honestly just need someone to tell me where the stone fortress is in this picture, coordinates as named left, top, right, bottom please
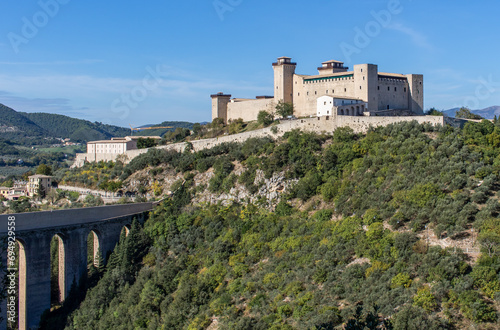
left=211, top=56, right=423, bottom=123
left=75, top=55, right=476, bottom=168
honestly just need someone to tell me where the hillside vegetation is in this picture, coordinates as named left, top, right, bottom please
left=44, top=121, right=500, bottom=329
left=0, top=103, right=131, bottom=143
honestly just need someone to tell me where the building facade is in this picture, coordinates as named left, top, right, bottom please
left=86, top=136, right=161, bottom=155
left=211, top=57, right=423, bottom=123
left=27, top=175, right=52, bottom=197
left=0, top=187, right=9, bottom=198
left=87, top=137, right=138, bottom=155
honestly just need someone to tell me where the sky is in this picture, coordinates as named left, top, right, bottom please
left=0, top=0, right=499, bottom=127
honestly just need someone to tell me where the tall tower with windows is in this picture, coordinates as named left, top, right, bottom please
left=273, top=57, right=296, bottom=104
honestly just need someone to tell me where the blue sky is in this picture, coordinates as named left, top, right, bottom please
left=0, top=0, right=499, bottom=127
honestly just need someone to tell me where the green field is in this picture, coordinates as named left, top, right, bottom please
left=36, top=145, right=86, bottom=156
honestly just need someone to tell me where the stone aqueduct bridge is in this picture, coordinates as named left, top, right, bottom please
left=0, top=202, right=156, bottom=330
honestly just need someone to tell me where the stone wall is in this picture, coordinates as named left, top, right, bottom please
left=73, top=115, right=446, bottom=167
left=227, top=98, right=275, bottom=122
left=335, top=115, right=445, bottom=133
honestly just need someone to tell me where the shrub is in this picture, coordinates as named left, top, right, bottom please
left=257, top=110, right=273, bottom=127
left=413, top=286, right=437, bottom=312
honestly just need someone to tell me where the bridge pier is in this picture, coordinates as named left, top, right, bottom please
left=20, top=233, right=52, bottom=330
left=62, top=230, right=88, bottom=301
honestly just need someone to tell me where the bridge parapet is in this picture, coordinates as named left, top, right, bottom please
left=0, top=202, right=154, bottom=234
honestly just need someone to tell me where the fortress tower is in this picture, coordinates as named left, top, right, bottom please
left=273, top=57, right=297, bottom=104
left=211, top=92, right=231, bottom=124
left=353, top=64, right=379, bottom=112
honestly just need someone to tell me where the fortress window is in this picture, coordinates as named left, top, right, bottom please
left=378, top=86, right=380, bottom=90
left=360, top=86, right=362, bottom=89
left=298, top=93, right=300, bottom=96
left=363, top=76, right=365, bottom=80
left=326, top=90, right=328, bottom=94
left=387, top=86, right=390, bottom=91
left=315, top=91, right=317, bottom=95
left=324, top=102, right=327, bottom=105
left=276, top=86, right=278, bottom=89
left=307, top=92, right=309, bottom=96
left=404, top=87, right=407, bottom=92
left=394, top=87, right=397, bottom=92
left=361, top=68, right=363, bottom=72
left=344, top=88, right=346, bottom=92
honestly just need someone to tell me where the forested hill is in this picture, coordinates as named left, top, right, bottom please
left=0, top=103, right=196, bottom=143
left=0, top=103, right=47, bottom=138
left=44, top=120, right=500, bottom=329
left=0, top=103, right=131, bottom=142
left=21, top=112, right=131, bottom=142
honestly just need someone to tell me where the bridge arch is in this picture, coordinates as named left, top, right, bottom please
left=121, top=225, right=131, bottom=237
left=87, top=230, right=102, bottom=268
left=50, top=233, right=67, bottom=304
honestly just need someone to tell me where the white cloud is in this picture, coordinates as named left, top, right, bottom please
left=387, top=23, right=433, bottom=50
left=0, top=59, right=104, bottom=66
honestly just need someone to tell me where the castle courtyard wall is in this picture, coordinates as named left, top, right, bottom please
left=227, top=98, right=275, bottom=122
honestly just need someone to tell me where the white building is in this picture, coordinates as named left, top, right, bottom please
left=316, top=96, right=367, bottom=117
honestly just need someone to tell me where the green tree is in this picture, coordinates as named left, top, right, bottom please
left=36, top=163, right=52, bottom=175
left=275, top=100, right=294, bottom=118
left=37, top=183, right=47, bottom=199
left=193, top=123, right=202, bottom=135
left=456, top=107, right=483, bottom=120
left=137, top=138, right=158, bottom=149
left=478, top=231, right=500, bottom=257
left=426, top=108, right=443, bottom=116
left=257, top=110, right=273, bottom=126
left=212, top=117, right=225, bottom=127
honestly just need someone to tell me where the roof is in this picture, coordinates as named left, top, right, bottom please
left=322, top=59, right=344, bottom=64
left=128, top=136, right=162, bottom=140
left=378, top=72, right=407, bottom=78
left=28, top=175, right=52, bottom=179
left=301, top=71, right=355, bottom=80
left=231, top=98, right=255, bottom=102
left=88, top=140, right=131, bottom=144
left=277, top=56, right=291, bottom=59
left=0, top=186, right=10, bottom=190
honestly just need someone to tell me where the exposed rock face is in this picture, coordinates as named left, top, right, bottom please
left=191, top=169, right=297, bottom=208
left=0, top=125, right=19, bottom=133
left=124, top=164, right=297, bottom=209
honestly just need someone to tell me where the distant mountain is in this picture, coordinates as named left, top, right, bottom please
left=0, top=103, right=132, bottom=143
left=441, top=106, right=500, bottom=119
